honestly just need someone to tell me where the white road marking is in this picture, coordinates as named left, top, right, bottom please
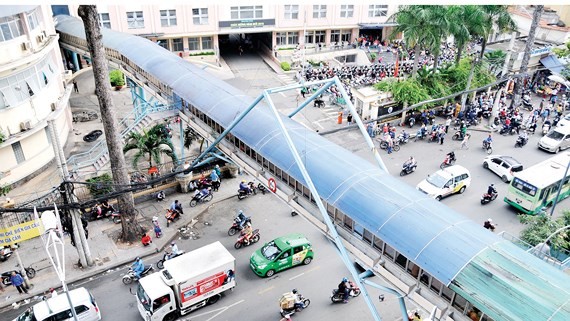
left=279, top=92, right=286, bottom=97
left=312, top=121, right=324, bottom=129
left=189, top=299, right=245, bottom=320
left=289, top=272, right=305, bottom=280
left=258, top=285, right=275, bottom=294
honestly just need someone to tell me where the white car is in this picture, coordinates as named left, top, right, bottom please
left=416, top=165, right=471, bottom=201
left=556, top=114, right=570, bottom=128
left=482, top=155, right=523, bottom=183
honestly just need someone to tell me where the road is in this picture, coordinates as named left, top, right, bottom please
left=2, top=192, right=418, bottom=321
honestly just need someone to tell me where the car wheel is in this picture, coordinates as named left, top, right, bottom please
left=303, top=257, right=312, bottom=265
left=483, top=162, right=489, bottom=169
left=501, top=175, right=509, bottom=183
left=459, top=186, right=466, bottom=194
left=265, top=269, right=275, bottom=277
left=435, top=195, right=442, bottom=201
left=207, top=294, right=221, bottom=305
left=555, top=147, right=561, bottom=154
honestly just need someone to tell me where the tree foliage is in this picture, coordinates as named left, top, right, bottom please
left=109, top=69, right=125, bottom=86
left=519, top=211, right=570, bottom=253
left=374, top=79, right=430, bottom=106
left=123, top=124, right=177, bottom=169
left=85, top=173, right=113, bottom=197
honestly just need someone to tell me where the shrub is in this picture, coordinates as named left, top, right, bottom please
left=86, top=173, right=113, bottom=197
left=109, top=69, right=125, bottom=86
left=281, top=61, right=291, bottom=71
left=188, top=51, right=215, bottom=56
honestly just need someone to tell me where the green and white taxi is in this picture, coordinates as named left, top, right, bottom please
left=250, top=233, right=314, bottom=277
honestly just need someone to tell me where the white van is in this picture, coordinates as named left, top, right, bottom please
left=12, top=287, right=101, bottom=321
left=538, top=125, right=570, bottom=153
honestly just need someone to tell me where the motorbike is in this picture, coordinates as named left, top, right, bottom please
left=522, top=96, right=533, bottom=111
left=515, top=136, right=528, bottom=148
left=197, top=177, right=220, bottom=191
left=414, top=128, right=427, bottom=141
left=482, top=141, right=493, bottom=155
left=156, top=251, right=185, bottom=269
left=427, top=131, right=439, bottom=143
left=397, top=133, right=410, bottom=145
left=480, top=192, right=498, bottom=205
left=400, top=162, right=417, bottom=176
left=440, top=153, right=456, bottom=169
left=481, top=110, right=492, bottom=119
left=1, top=266, right=36, bottom=286
left=379, top=139, right=401, bottom=152
left=234, top=229, right=260, bottom=249
left=451, top=131, right=463, bottom=141
left=542, top=122, right=551, bottom=136
left=331, top=281, right=362, bottom=303
left=165, top=209, right=182, bottom=227
left=189, top=190, right=213, bottom=207
left=0, top=246, right=14, bottom=262
left=122, top=264, right=154, bottom=285
left=237, top=182, right=266, bottom=200
left=280, top=293, right=311, bottom=318
left=228, top=216, right=252, bottom=236
left=500, top=125, right=516, bottom=136
left=408, top=116, right=416, bottom=128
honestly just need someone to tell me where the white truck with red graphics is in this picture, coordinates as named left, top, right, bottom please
left=135, top=241, right=236, bottom=321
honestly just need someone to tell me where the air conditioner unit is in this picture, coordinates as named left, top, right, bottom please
left=21, top=42, right=30, bottom=51
left=20, top=120, right=31, bottom=131
left=50, top=102, right=57, bottom=111
left=36, top=34, right=45, bottom=43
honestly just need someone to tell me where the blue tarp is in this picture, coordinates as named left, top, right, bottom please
left=540, top=55, right=565, bottom=74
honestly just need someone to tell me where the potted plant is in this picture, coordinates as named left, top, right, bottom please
left=109, top=69, right=125, bottom=90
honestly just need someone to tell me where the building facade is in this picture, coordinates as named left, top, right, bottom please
left=0, top=5, right=72, bottom=186
left=63, top=4, right=397, bottom=57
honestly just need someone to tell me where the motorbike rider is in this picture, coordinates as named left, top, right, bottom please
left=338, top=277, right=351, bottom=303
left=291, top=289, right=305, bottom=310
left=483, top=134, right=493, bottom=148
left=487, top=183, right=497, bottom=196
left=194, top=187, right=211, bottom=201
left=169, top=200, right=183, bottom=215
left=445, top=151, right=455, bottom=165
left=168, top=241, right=181, bottom=259
left=518, top=130, right=529, bottom=143
left=483, top=218, right=497, bottom=231
left=236, top=210, right=248, bottom=229
left=404, top=156, right=416, bottom=171
left=239, top=180, right=252, bottom=194
left=242, top=222, right=253, bottom=245
left=210, top=170, right=220, bottom=190
left=100, top=200, right=115, bottom=217
left=132, top=257, right=145, bottom=279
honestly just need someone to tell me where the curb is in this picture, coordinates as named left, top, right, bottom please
left=0, top=193, right=239, bottom=311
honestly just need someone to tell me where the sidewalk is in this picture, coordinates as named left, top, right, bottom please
left=0, top=174, right=246, bottom=310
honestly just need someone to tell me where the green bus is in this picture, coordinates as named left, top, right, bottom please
left=504, top=152, right=570, bottom=215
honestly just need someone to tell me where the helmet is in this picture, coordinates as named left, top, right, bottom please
left=171, top=241, right=175, bottom=246
left=238, top=210, right=243, bottom=215
left=241, top=180, right=246, bottom=183
left=292, top=289, right=297, bottom=294
left=488, top=218, right=492, bottom=222
left=246, top=222, right=251, bottom=227
left=342, top=277, right=348, bottom=282
left=490, top=184, right=494, bottom=187
left=135, top=257, right=141, bottom=261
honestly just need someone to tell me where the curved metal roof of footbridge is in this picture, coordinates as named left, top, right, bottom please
left=56, top=15, right=570, bottom=320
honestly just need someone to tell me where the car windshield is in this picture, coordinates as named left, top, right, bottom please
left=261, top=241, right=282, bottom=260
left=546, top=131, right=564, bottom=140
left=15, top=308, right=36, bottom=321
left=426, top=173, right=448, bottom=188
left=137, top=283, right=152, bottom=312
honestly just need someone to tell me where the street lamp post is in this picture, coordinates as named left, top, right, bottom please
left=36, top=206, right=79, bottom=321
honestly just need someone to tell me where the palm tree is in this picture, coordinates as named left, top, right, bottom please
left=448, top=5, right=486, bottom=65
left=424, top=6, right=451, bottom=73
left=479, top=5, right=517, bottom=59
left=123, top=124, right=178, bottom=169
left=484, top=50, right=507, bottom=74
left=78, top=5, right=140, bottom=242
left=512, top=5, right=544, bottom=108
left=389, top=5, right=438, bottom=77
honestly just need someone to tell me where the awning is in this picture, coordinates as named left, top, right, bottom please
left=540, top=55, right=565, bottom=74
left=358, top=22, right=398, bottom=29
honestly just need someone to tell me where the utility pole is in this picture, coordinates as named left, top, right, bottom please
left=501, top=32, right=517, bottom=77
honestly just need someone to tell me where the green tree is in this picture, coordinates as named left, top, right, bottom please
left=519, top=211, right=570, bottom=253
left=374, top=78, right=431, bottom=106
left=123, top=124, right=177, bottom=169
left=448, top=5, right=486, bottom=65
left=423, top=6, right=452, bottom=73
left=484, top=50, right=507, bottom=74
left=479, top=5, right=517, bottom=60
left=389, top=6, right=439, bottom=77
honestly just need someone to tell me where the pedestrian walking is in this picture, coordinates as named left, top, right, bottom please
left=347, top=113, right=353, bottom=125
left=152, top=216, right=162, bottom=238
left=439, top=131, right=445, bottom=145
left=10, top=271, right=27, bottom=294
left=386, top=135, right=393, bottom=154
left=460, top=133, right=470, bottom=149
left=445, top=117, right=451, bottom=133
left=72, top=79, right=79, bottom=93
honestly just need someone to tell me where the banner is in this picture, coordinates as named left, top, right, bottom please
left=0, top=220, right=42, bottom=246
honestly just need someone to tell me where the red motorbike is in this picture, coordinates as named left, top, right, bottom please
left=227, top=216, right=252, bottom=236
left=440, top=152, right=456, bottom=169
left=165, top=209, right=181, bottom=227
left=234, top=229, right=260, bottom=249
left=330, top=281, right=362, bottom=303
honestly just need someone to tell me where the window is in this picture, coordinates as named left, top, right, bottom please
left=99, top=13, right=111, bottom=28
left=127, top=11, right=144, bottom=29
left=341, top=30, right=351, bottom=42
left=287, top=32, right=298, bottom=45
left=192, top=8, right=208, bottom=25
left=330, top=29, right=340, bottom=43
left=230, top=6, right=263, bottom=20
left=0, top=14, right=24, bottom=42
left=284, top=5, right=299, bottom=19
left=157, top=39, right=169, bottom=50
left=12, top=142, right=25, bottom=164
left=201, top=36, right=212, bottom=50
left=305, top=30, right=326, bottom=44
left=188, top=37, right=199, bottom=50
left=368, top=5, right=388, bottom=17
left=276, top=32, right=286, bottom=45
left=171, top=38, right=183, bottom=51
left=160, top=10, right=177, bottom=27
left=313, top=5, right=326, bottom=18
left=27, top=8, right=41, bottom=31
left=276, top=32, right=298, bottom=46
left=340, top=5, right=354, bottom=18
left=45, top=127, right=51, bottom=146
